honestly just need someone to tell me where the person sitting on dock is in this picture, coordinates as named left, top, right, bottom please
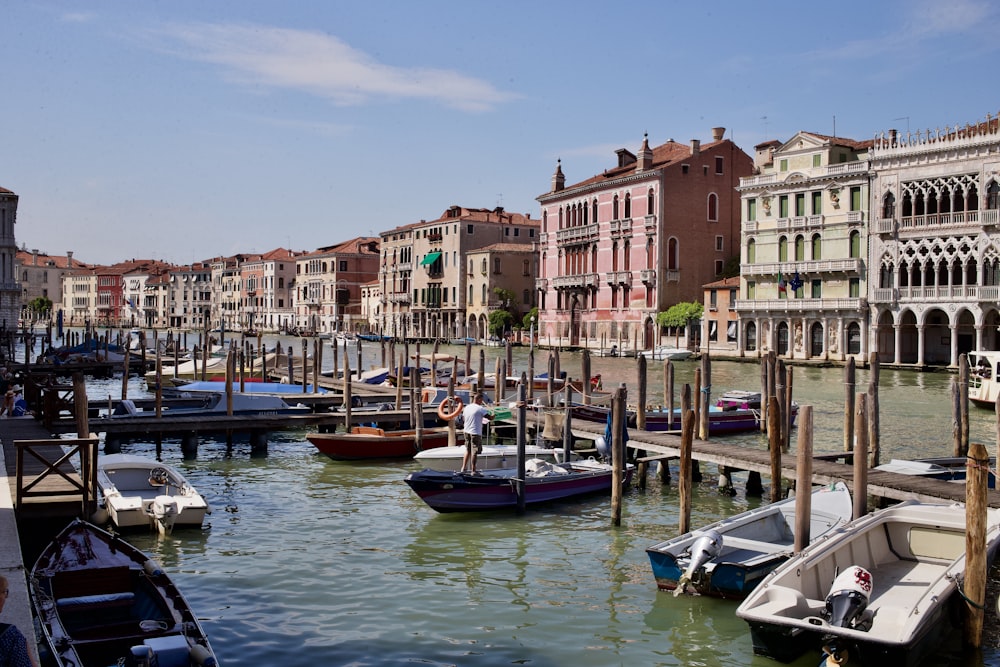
left=460, top=392, right=493, bottom=474
left=0, top=574, right=39, bottom=667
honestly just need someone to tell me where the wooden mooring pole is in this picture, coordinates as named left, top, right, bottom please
left=964, top=441, right=990, bottom=647
left=611, top=384, right=626, bottom=527
left=793, top=405, right=813, bottom=554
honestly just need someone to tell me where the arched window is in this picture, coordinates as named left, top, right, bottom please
left=542, top=210, right=547, bottom=232
left=481, top=284, right=487, bottom=304
left=469, top=284, right=474, bottom=304
left=747, top=238, right=756, bottom=264
left=647, top=188, right=655, bottom=215
left=558, top=207, right=564, bottom=229
left=612, top=241, right=618, bottom=271
left=613, top=195, right=620, bottom=221
left=707, top=193, right=718, bottom=221
left=794, top=235, right=805, bottom=261
left=988, top=182, right=1000, bottom=210
left=778, top=236, right=788, bottom=262
left=668, top=238, right=679, bottom=270
left=592, top=199, right=598, bottom=223
left=624, top=193, right=632, bottom=219
left=624, top=240, right=631, bottom=270
left=849, top=231, right=861, bottom=259
left=745, top=322, right=757, bottom=352
left=646, top=237, right=655, bottom=266
left=811, top=234, right=822, bottom=260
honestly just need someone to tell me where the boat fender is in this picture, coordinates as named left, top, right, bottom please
left=190, top=644, right=218, bottom=666
left=143, top=559, right=165, bottom=577
left=437, top=396, right=463, bottom=421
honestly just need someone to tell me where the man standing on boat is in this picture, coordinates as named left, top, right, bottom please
left=460, top=393, right=492, bottom=474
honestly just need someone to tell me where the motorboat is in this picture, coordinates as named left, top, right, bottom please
left=735, top=501, right=1000, bottom=666
left=968, top=350, right=1000, bottom=408
left=306, top=426, right=456, bottom=460
left=97, top=454, right=210, bottom=534
left=645, top=482, right=853, bottom=599
left=107, top=392, right=310, bottom=418
left=404, top=458, right=633, bottom=512
left=873, top=456, right=996, bottom=488
left=162, top=379, right=327, bottom=398
left=413, top=443, right=576, bottom=471
left=638, top=345, right=693, bottom=361
left=30, top=519, right=219, bottom=667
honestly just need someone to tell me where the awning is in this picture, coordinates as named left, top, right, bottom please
left=420, top=251, right=442, bottom=266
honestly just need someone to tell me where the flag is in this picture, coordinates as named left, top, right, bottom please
left=777, top=271, right=786, bottom=294
left=789, top=272, right=804, bottom=292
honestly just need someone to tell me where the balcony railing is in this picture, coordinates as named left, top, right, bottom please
left=776, top=215, right=824, bottom=231
left=605, top=271, right=632, bottom=286
left=535, top=278, right=548, bottom=292
left=741, top=258, right=862, bottom=276
left=555, top=223, right=599, bottom=245
left=551, top=273, right=599, bottom=289
left=389, top=293, right=411, bottom=304
left=640, top=269, right=656, bottom=284
left=894, top=285, right=1000, bottom=302
left=609, top=218, right=632, bottom=236
left=734, top=297, right=862, bottom=313
left=644, top=215, right=657, bottom=231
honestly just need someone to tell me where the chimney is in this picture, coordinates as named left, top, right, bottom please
left=712, top=127, right=725, bottom=141
left=67, top=251, right=73, bottom=268
left=690, top=139, right=701, bottom=156
left=889, top=128, right=898, bottom=146
left=32, top=250, right=38, bottom=265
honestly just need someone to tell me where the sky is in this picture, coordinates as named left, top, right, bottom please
left=4, top=0, right=1000, bottom=266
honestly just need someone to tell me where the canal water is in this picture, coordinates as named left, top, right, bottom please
left=29, top=339, right=1000, bottom=665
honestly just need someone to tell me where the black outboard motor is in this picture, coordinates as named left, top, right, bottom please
left=825, top=566, right=873, bottom=628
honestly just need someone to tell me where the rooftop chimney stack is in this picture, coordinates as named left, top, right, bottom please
left=67, top=251, right=73, bottom=267
left=712, top=127, right=725, bottom=141
left=690, top=139, right=701, bottom=156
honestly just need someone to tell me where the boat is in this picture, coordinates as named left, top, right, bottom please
left=969, top=350, right=1000, bottom=408
left=413, top=443, right=575, bottom=471
left=642, top=401, right=798, bottom=435
left=645, top=481, right=853, bottom=599
left=162, top=379, right=328, bottom=397
left=97, top=454, right=210, bottom=533
left=873, top=456, right=996, bottom=488
left=404, top=458, right=633, bottom=512
left=638, top=345, right=693, bottom=361
left=30, top=519, right=219, bottom=667
left=107, top=392, right=310, bottom=418
left=306, top=425, right=457, bottom=460
left=735, top=501, right=1000, bottom=666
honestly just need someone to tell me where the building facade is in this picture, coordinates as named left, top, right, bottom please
left=294, top=238, right=380, bottom=334
left=0, top=188, right=20, bottom=329
left=868, top=116, right=1000, bottom=366
left=735, top=132, right=872, bottom=361
left=536, top=129, right=752, bottom=351
left=241, top=248, right=299, bottom=333
left=465, top=243, right=537, bottom=340
left=15, top=248, right=87, bottom=321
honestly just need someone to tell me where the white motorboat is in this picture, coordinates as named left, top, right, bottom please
left=638, top=345, right=693, bottom=361
left=735, top=501, right=1000, bottom=666
left=97, top=454, right=210, bottom=534
left=969, top=349, right=1000, bottom=408
left=108, top=392, right=310, bottom=418
left=413, top=443, right=576, bottom=471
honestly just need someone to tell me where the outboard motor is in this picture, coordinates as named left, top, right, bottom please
left=673, top=529, right=724, bottom=597
left=824, top=566, right=873, bottom=628
left=151, top=495, right=180, bottom=535
left=595, top=436, right=610, bottom=460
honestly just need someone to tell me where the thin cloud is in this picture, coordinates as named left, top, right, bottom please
left=150, top=22, right=518, bottom=112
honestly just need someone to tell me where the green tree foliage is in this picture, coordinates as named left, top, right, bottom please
left=521, top=306, right=538, bottom=330
left=656, top=302, right=703, bottom=345
left=488, top=309, right=513, bottom=336
left=27, top=296, right=53, bottom=316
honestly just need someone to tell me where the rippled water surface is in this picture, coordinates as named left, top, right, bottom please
left=49, top=340, right=1000, bottom=666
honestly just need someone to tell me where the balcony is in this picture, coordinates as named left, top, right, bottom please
left=644, top=215, right=657, bottom=232
left=665, top=270, right=680, bottom=282
left=551, top=273, right=599, bottom=289
left=776, top=215, right=824, bottom=231
left=640, top=269, right=656, bottom=284
left=875, top=217, right=895, bottom=234
left=734, top=297, right=862, bottom=313
left=609, top=218, right=632, bottom=237
left=846, top=211, right=865, bottom=224
left=741, top=258, right=862, bottom=277
left=743, top=221, right=758, bottom=232
left=535, top=278, right=548, bottom=292
left=740, top=173, right=778, bottom=188
left=605, top=271, right=632, bottom=287
left=389, top=293, right=411, bottom=304
left=894, top=285, right=1000, bottom=302
left=555, top=223, right=599, bottom=245
left=427, top=233, right=442, bottom=242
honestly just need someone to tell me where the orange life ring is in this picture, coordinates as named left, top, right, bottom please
left=437, top=395, right=464, bottom=421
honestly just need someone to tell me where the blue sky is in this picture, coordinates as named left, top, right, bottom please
left=4, top=0, right=1000, bottom=265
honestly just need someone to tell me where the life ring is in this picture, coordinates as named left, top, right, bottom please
left=437, top=396, right=464, bottom=421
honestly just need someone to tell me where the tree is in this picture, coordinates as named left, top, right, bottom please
left=656, top=302, right=703, bottom=346
left=521, top=306, right=538, bottom=330
left=487, top=309, right=513, bottom=338
left=27, top=296, right=53, bottom=320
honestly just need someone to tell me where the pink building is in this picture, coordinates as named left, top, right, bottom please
left=536, top=128, right=752, bottom=351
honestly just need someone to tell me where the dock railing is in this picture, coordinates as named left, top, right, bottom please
left=15, top=434, right=99, bottom=518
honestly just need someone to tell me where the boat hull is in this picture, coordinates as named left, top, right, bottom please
left=412, top=444, right=570, bottom=471
left=98, top=454, right=209, bottom=531
left=404, top=460, right=632, bottom=512
left=307, top=427, right=455, bottom=460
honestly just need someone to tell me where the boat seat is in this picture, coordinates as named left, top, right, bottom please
left=53, top=565, right=133, bottom=599
left=57, top=591, right=135, bottom=611
left=749, top=585, right=823, bottom=618
left=353, top=426, right=385, bottom=436
left=719, top=535, right=790, bottom=555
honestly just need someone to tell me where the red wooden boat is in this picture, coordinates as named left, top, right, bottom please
left=306, top=426, right=459, bottom=460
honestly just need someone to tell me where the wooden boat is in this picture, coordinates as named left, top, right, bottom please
left=735, top=501, right=1000, bottom=666
left=642, top=401, right=798, bottom=434
left=97, top=454, right=210, bottom=533
left=645, top=482, right=853, bottom=599
left=30, top=519, right=219, bottom=667
left=404, top=458, right=633, bottom=512
left=306, top=425, right=456, bottom=460
left=163, top=379, right=327, bottom=397
left=969, top=350, right=1000, bottom=408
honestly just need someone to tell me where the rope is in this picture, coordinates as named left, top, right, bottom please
left=956, top=582, right=986, bottom=610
